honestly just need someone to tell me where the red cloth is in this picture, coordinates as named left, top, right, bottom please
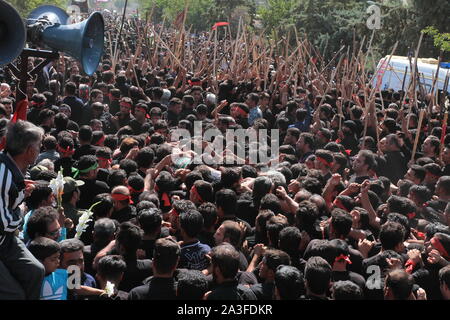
left=12, top=99, right=28, bottom=122
left=212, top=22, right=229, bottom=30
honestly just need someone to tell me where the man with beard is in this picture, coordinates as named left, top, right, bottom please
left=111, top=97, right=135, bottom=132
left=204, top=244, right=257, bottom=300
left=349, top=150, right=377, bottom=184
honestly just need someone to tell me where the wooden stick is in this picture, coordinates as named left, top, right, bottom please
left=112, top=0, right=129, bottom=71
left=411, top=109, right=425, bottom=162
left=152, top=26, right=186, bottom=71
left=440, top=111, right=448, bottom=162
left=411, top=33, right=424, bottom=111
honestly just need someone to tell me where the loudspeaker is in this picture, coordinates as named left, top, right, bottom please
left=27, top=5, right=69, bottom=25
left=28, top=8, right=104, bottom=76
left=0, top=1, right=26, bottom=65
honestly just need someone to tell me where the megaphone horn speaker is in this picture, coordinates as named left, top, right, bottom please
left=27, top=5, right=69, bottom=26
left=40, top=12, right=105, bottom=76
left=0, top=1, right=26, bottom=65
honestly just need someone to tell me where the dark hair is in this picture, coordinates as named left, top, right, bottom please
left=28, top=237, right=60, bottom=261
left=303, top=240, right=335, bottom=266
left=279, top=227, right=302, bottom=258
left=26, top=207, right=58, bottom=240
left=192, top=180, right=213, bottom=203
left=92, top=193, right=114, bottom=218
left=197, top=202, right=217, bottom=229
left=215, top=189, right=237, bottom=216
left=108, top=169, right=127, bottom=189
left=220, top=168, right=240, bottom=189
left=180, top=210, right=204, bottom=238
left=331, top=208, right=353, bottom=238
left=176, top=269, right=209, bottom=300
left=409, top=165, right=426, bottom=183
left=59, top=238, right=84, bottom=257
left=116, top=222, right=142, bottom=257
left=295, top=200, right=319, bottom=234
left=387, top=195, right=416, bottom=219
left=300, top=132, right=315, bottom=150
left=379, top=221, right=405, bottom=251
left=425, top=223, right=450, bottom=240
left=304, top=256, right=332, bottom=295
left=220, top=220, right=243, bottom=248
left=359, top=150, right=377, bottom=171
left=385, top=269, right=414, bottom=300
left=332, top=280, right=363, bottom=300
left=153, top=238, right=181, bottom=274
left=438, top=265, right=450, bottom=288
left=266, top=215, right=289, bottom=248
left=77, top=155, right=98, bottom=176
left=274, top=265, right=304, bottom=300
left=138, top=208, right=162, bottom=235
left=260, top=194, right=282, bottom=214
left=255, top=209, right=275, bottom=245
left=79, top=125, right=93, bottom=143
left=97, top=255, right=127, bottom=282
left=210, top=243, right=240, bottom=279
left=25, top=185, right=52, bottom=210
left=135, top=147, right=155, bottom=168
left=241, top=165, right=257, bottom=179
left=263, top=249, right=291, bottom=272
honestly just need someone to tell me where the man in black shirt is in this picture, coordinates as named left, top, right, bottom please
left=62, top=82, right=84, bottom=124
left=128, top=237, right=180, bottom=300
left=302, top=256, right=331, bottom=300
left=129, top=103, right=150, bottom=135
left=76, top=155, right=110, bottom=209
left=383, top=134, right=408, bottom=185
left=250, top=249, right=291, bottom=300
left=73, top=126, right=97, bottom=161
left=111, top=97, right=135, bottom=132
left=349, top=150, right=376, bottom=184
left=205, top=244, right=257, bottom=300
left=110, top=186, right=136, bottom=223
left=163, top=98, right=182, bottom=127
left=137, top=209, right=162, bottom=259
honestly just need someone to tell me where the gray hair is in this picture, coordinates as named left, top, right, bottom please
left=265, top=170, right=286, bottom=186
left=94, top=218, right=116, bottom=241
left=6, top=120, right=44, bottom=156
left=37, top=159, right=54, bottom=171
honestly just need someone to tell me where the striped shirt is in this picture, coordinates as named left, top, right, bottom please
left=0, top=152, right=25, bottom=246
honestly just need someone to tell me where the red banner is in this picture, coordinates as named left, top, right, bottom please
left=212, top=22, right=229, bottom=30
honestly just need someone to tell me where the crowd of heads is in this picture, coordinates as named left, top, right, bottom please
left=0, top=11, right=449, bottom=300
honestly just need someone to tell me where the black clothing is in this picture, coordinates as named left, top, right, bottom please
left=163, top=110, right=180, bottom=127
left=120, top=258, right=153, bottom=293
left=383, top=151, right=408, bottom=185
left=198, top=230, right=215, bottom=248
left=129, top=119, right=150, bottom=135
left=249, top=282, right=274, bottom=300
left=141, top=239, right=156, bottom=260
left=73, top=144, right=97, bottom=161
left=207, top=280, right=257, bottom=300
left=332, top=270, right=366, bottom=291
left=128, top=276, right=176, bottom=300
left=63, top=96, right=84, bottom=123
left=111, top=206, right=137, bottom=223
left=77, top=179, right=110, bottom=209
left=54, top=157, right=76, bottom=177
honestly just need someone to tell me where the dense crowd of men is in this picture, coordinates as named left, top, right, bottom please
left=0, top=11, right=449, bottom=301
